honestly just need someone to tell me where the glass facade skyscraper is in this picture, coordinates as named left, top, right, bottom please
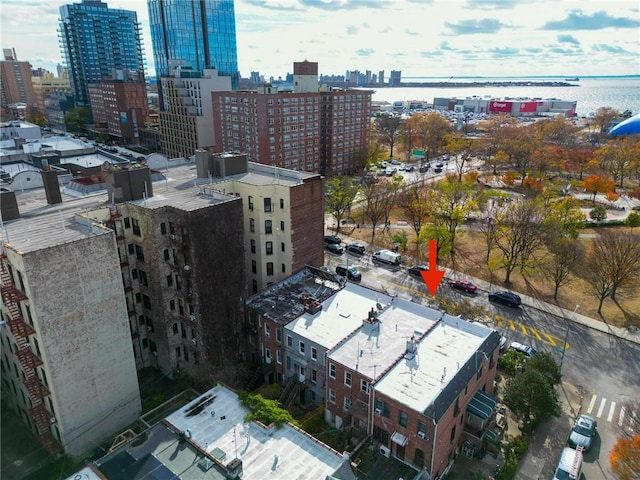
left=59, top=0, right=144, bottom=107
left=148, top=0, right=239, bottom=101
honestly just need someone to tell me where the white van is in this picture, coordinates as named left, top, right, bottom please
left=552, top=447, right=583, bottom=480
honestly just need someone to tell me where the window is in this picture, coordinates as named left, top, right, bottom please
left=160, top=223, right=166, bottom=234
left=266, top=241, right=273, bottom=255
left=135, top=245, right=145, bottom=262
left=281, top=242, right=285, bottom=252
left=252, top=280, right=258, bottom=293
left=249, top=218, right=255, bottom=233
left=264, top=197, right=272, bottom=212
left=311, top=347, right=317, bottom=360
left=329, top=389, right=336, bottom=404
left=265, top=220, right=272, bottom=234
left=299, top=341, right=305, bottom=354
left=344, top=371, right=352, bottom=387
left=266, top=262, right=274, bottom=276
left=399, top=410, right=408, bottom=428
left=276, top=350, right=282, bottom=364
left=251, top=260, right=257, bottom=274
left=360, top=380, right=370, bottom=394
left=281, top=264, right=286, bottom=274
left=128, top=243, right=134, bottom=255
left=329, top=363, right=336, bottom=378
left=276, top=328, right=282, bottom=343
left=265, top=348, right=271, bottom=361
left=131, top=218, right=140, bottom=236
left=280, top=198, right=284, bottom=209
left=176, top=347, right=181, bottom=358
left=311, top=369, right=317, bottom=384
left=265, top=324, right=270, bottom=337
left=172, top=323, right=178, bottom=335
left=280, top=220, right=285, bottom=232
left=343, top=397, right=351, bottom=411
left=418, top=421, right=427, bottom=437
left=450, top=425, right=456, bottom=443
left=166, top=275, right=173, bottom=287
left=170, top=299, right=175, bottom=311
left=250, top=239, right=256, bottom=254
left=124, top=217, right=131, bottom=228
left=287, top=335, right=293, bottom=347
left=248, top=196, right=254, bottom=211
left=163, top=249, right=170, bottom=261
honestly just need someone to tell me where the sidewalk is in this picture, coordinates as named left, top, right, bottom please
left=330, top=227, right=640, bottom=347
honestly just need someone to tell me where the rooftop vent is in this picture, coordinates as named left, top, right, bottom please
left=301, top=294, right=322, bottom=315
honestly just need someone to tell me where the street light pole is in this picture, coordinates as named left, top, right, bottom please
left=559, top=304, right=580, bottom=372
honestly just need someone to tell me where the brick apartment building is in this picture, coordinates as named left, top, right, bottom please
left=245, top=271, right=501, bottom=478
left=88, top=70, right=148, bottom=145
left=196, top=150, right=325, bottom=293
left=211, top=60, right=372, bottom=176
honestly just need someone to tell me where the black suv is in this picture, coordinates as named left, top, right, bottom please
left=408, top=265, right=428, bottom=278
left=324, top=235, right=342, bottom=245
left=335, top=264, right=362, bottom=281
left=489, top=291, right=522, bottom=307
left=325, top=243, right=344, bottom=255
left=345, top=243, right=366, bottom=255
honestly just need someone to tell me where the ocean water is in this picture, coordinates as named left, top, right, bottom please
left=367, top=77, right=639, bottom=118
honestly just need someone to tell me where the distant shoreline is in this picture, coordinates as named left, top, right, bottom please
left=384, top=81, right=578, bottom=88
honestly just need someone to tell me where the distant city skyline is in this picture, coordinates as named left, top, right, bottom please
left=1, top=0, right=639, bottom=80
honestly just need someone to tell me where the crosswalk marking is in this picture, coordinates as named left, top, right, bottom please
left=528, top=327, right=542, bottom=341
left=607, top=402, right=616, bottom=423
left=544, top=333, right=557, bottom=347
left=619, top=406, right=626, bottom=427
left=587, top=394, right=597, bottom=414
left=597, top=398, right=606, bottom=418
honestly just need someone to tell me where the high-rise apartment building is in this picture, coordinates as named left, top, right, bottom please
left=148, top=0, right=240, bottom=109
left=159, top=63, right=232, bottom=160
left=58, top=0, right=145, bottom=107
left=389, top=70, right=402, bottom=87
left=212, top=61, right=371, bottom=175
left=1, top=48, right=37, bottom=121
left=88, top=70, right=149, bottom=145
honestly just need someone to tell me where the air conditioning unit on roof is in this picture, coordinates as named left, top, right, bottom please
left=417, top=431, right=426, bottom=439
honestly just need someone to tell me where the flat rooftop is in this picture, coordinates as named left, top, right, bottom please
left=328, top=297, right=441, bottom=381
left=287, top=282, right=394, bottom=350
left=375, top=316, right=494, bottom=413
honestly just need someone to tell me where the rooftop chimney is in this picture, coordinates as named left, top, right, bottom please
left=0, top=188, right=20, bottom=221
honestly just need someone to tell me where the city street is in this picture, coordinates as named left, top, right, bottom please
left=324, top=243, right=640, bottom=479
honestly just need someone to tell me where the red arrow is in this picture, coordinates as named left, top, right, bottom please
left=420, top=239, right=445, bottom=296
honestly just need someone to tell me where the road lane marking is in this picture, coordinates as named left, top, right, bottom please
left=508, top=319, right=516, bottom=331
left=528, top=327, right=542, bottom=341
left=597, top=398, right=607, bottom=418
left=619, top=406, right=626, bottom=427
left=587, top=394, right=597, bottom=414
left=544, top=333, right=557, bottom=347
left=608, top=402, right=616, bottom=423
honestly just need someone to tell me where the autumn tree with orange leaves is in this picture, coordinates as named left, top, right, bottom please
left=582, top=174, right=616, bottom=203
left=610, top=435, right=640, bottom=480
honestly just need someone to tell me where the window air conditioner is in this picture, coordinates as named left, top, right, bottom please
left=50, top=417, right=57, bottom=424
left=189, top=314, right=196, bottom=321
left=417, top=431, right=426, bottom=439
left=375, top=408, right=382, bottom=415
left=191, top=338, right=197, bottom=346
left=170, top=234, right=176, bottom=240
left=379, top=445, right=391, bottom=458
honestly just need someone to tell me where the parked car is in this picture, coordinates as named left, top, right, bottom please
left=324, top=235, right=342, bottom=245
left=552, top=447, right=583, bottom=480
left=489, top=291, right=522, bottom=307
left=499, top=336, right=508, bottom=351
left=508, top=341, right=537, bottom=359
left=435, top=162, right=444, bottom=168
left=389, top=159, right=401, bottom=165
left=345, top=243, right=366, bottom=255
left=434, top=167, right=443, bottom=173
left=408, top=265, right=428, bottom=278
left=335, top=264, right=362, bottom=281
left=325, top=243, right=344, bottom=255
left=568, top=414, right=597, bottom=451
left=449, top=280, right=478, bottom=293
left=419, top=164, right=430, bottom=172
left=372, top=249, right=401, bottom=265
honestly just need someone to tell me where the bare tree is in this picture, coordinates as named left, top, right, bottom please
left=360, top=178, right=398, bottom=247
left=597, top=230, right=640, bottom=301
left=397, top=182, right=430, bottom=238
left=375, top=114, right=404, bottom=159
left=494, top=198, right=552, bottom=285
left=543, top=237, right=585, bottom=300
left=477, top=199, right=503, bottom=263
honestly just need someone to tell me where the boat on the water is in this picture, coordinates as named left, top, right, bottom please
left=565, top=77, right=580, bottom=81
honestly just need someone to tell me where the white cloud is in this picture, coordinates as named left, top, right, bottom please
left=0, top=0, right=637, bottom=79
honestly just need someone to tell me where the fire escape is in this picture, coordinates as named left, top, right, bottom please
left=0, top=250, right=61, bottom=454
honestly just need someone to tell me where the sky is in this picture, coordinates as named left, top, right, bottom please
left=1, top=0, right=639, bottom=80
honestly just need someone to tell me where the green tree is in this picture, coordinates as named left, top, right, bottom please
left=626, top=211, right=640, bottom=229
left=589, top=205, right=607, bottom=222
left=325, top=177, right=359, bottom=233
left=547, top=197, right=586, bottom=239
left=238, top=391, right=297, bottom=428
left=502, top=368, right=561, bottom=429
left=63, top=106, right=91, bottom=135
left=524, top=352, right=562, bottom=387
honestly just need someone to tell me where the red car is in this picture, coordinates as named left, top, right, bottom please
left=449, top=280, right=477, bottom=293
